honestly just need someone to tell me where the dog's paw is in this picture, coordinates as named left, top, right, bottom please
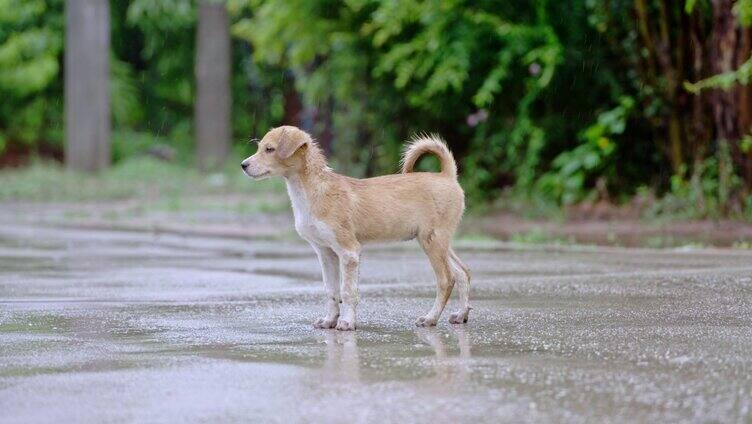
left=335, top=319, right=356, bottom=331
left=415, top=316, right=437, bottom=327
left=448, top=308, right=470, bottom=324
left=314, top=316, right=338, bottom=329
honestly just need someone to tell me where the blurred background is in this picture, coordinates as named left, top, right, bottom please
left=1, top=0, right=752, bottom=245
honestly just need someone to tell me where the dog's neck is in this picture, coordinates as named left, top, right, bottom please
left=284, top=145, right=330, bottom=220
left=284, top=174, right=309, bottom=224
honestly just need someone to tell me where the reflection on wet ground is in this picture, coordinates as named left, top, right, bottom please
left=1, top=223, right=752, bottom=422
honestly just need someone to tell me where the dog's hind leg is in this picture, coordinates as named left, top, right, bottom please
left=448, top=248, right=472, bottom=324
left=416, top=229, right=454, bottom=327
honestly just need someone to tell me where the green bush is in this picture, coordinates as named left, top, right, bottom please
left=0, top=0, right=64, bottom=153
left=1, top=0, right=751, bottom=220
left=537, top=96, right=634, bottom=204
left=645, top=140, right=746, bottom=219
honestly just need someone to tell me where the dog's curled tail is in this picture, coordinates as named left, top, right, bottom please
left=401, top=134, right=457, bottom=180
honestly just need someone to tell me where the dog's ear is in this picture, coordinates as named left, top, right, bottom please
left=276, top=129, right=308, bottom=160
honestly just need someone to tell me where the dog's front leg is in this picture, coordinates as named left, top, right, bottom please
left=335, top=243, right=360, bottom=331
left=312, top=245, right=340, bottom=329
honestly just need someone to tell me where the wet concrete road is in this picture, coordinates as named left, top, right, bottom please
left=1, top=223, right=752, bottom=423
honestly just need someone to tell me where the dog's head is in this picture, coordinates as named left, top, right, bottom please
left=241, top=126, right=311, bottom=180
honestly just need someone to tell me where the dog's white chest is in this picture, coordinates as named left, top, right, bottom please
left=285, top=177, right=336, bottom=246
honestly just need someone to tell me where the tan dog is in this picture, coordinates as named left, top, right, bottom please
left=241, top=126, right=471, bottom=330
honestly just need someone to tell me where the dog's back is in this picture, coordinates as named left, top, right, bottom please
left=346, top=172, right=464, bottom=242
left=329, top=135, right=465, bottom=243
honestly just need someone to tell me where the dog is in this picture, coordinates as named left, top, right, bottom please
left=241, top=126, right=471, bottom=330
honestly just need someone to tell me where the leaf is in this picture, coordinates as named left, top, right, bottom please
left=735, top=0, right=752, bottom=26
left=684, top=55, right=752, bottom=93
left=684, top=0, right=698, bottom=14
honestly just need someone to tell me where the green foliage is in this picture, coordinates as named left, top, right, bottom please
left=741, top=132, right=752, bottom=154
left=110, top=56, right=143, bottom=127
left=233, top=0, right=570, bottom=194
left=0, top=29, right=60, bottom=96
left=681, top=0, right=752, bottom=132
left=368, top=1, right=562, bottom=193
left=0, top=0, right=63, bottom=152
left=684, top=56, right=752, bottom=93
left=125, top=0, right=196, bottom=130
left=1, top=0, right=750, bottom=220
left=537, top=97, right=634, bottom=204
left=685, top=0, right=700, bottom=13
left=646, top=141, right=743, bottom=219
left=369, top=3, right=560, bottom=107
left=735, top=0, right=752, bottom=26
left=0, top=0, right=283, bottom=162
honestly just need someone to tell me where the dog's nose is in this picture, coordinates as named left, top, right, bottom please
left=241, top=162, right=249, bottom=170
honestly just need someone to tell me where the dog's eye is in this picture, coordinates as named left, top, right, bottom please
left=265, top=146, right=275, bottom=153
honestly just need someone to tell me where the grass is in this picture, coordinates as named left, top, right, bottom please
left=509, top=228, right=575, bottom=245
left=475, top=189, right=565, bottom=221
left=0, top=156, right=285, bottom=203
